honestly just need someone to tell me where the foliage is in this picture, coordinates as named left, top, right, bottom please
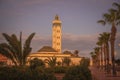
left=115, top=59, right=120, bottom=66
left=80, top=58, right=90, bottom=67
left=30, top=58, right=45, bottom=69
left=62, top=57, right=71, bottom=66
left=0, top=66, right=57, bottom=80
left=73, top=50, right=79, bottom=57
left=62, top=65, right=92, bottom=80
left=56, top=61, right=62, bottom=66
left=90, top=52, right=97, bottom=65
left=0, top=62, right=7, bottom=67
left=97, top=2, right=120, bottom=75
left=45, top=57, right=57, bottom=67
left=0, top=32, right=35, bottom=66
left=63, top=50, right=72, bottom=54
left=54, top=66, right=67, bottom=73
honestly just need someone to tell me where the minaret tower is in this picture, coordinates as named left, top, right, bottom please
left=52, top=15, right=62, bottom=53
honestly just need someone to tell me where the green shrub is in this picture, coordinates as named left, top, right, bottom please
left=44, top=67, right=54, bottom=73
left=62, top=57, right=71, bottom=66
left=54, top=66, right=67, bottom=73
left=30, top=58, right=45, bottom=70
left=0, top=66, right=57, bottom=80
left=62, top=65, right=92, bottom=80
left=80, top=58, right=90, bottom=67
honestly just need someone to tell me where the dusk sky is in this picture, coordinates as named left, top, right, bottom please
left=0, top=0, right=120, bottom=58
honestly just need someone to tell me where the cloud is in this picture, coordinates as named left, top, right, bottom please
left=30, top=33, right=99, bottom=57
left=62, top=33, right=98, bottom=49
left=62, top=33, right=99, bottom=57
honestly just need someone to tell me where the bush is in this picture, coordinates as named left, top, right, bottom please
left=0, top=66, right=57, bottom=80
left=62, top=57, right=71, bottom=66
left=30, top=58, right=45, bottom=69
left=54, top=66, right=67, bottom=73
left=62, top=65, right=92, bottom=80
left=0, top=66, right=32, bottom=80
left=80, top=58, right=90, bottom=67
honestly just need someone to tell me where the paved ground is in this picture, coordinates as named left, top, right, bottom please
left=55, top=67, right=120, bottom=80
left=90, top=66, right=120, bottom=80
left=55, top=73, right=64, bottom=80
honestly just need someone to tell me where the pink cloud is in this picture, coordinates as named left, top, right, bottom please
left=63, top=33, right=98, bottom=42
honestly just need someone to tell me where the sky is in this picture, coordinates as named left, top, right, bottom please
left=0, top=0, right=120, bottom=58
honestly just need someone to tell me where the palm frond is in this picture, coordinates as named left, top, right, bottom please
left=2, top=33, right=18, bottom=53
left=116, top=20, right=120, bottom=25
left=23, top=33, right=35, bottom=64
left=0, top=43, right=17, bottom=65
left=0, top=43, right=17, bottom=60
left=113, top=2, right=120, bottom=8
left=1, top=32, right=35, bottom=66
left=109, top=9, right=117, bottom=13
left=103, top=13, right=112, bottom=22
left=97, top=20, right=106, bottom=25
left=45, top=57, right=57, bottom=67
left=2, top=33, right=21, bottom=64
left=11, top=34, right=22, bottom=64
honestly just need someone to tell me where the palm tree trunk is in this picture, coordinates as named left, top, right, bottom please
left=110, top=25, right=117, bottom=76
left=103, top=44, right=107, bottom=71
left=100, top=47, right=103, bottom=69
left=110, top=39, right=116, bottom=76
left=106, top=42, right=110, bottom=73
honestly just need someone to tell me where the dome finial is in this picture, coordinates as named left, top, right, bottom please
left=55, top=14, right=59, bottom=20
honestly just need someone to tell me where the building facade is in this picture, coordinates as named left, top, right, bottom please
left=28, top=15, right=82, bottom=66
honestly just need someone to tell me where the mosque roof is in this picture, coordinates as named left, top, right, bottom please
left=38, top=46, right=57, bottom=52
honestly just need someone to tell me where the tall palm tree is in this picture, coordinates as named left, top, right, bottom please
left=97, top=2, right=120, bottom=75
left=90, top=52, right=97, bottom=66
left=94, top=47, right=100, bottom=68
left=0, top=32, right=35, bottom=66
left=99, top=32, right=110, bottom=73
left=96, top=40, right=104, bottom=69
left=112, top=2, right=120, bottom=25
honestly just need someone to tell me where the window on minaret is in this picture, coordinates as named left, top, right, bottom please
left=57, top=43, right=60, bottom=45
left=57, top=30, right=60, bottom=33
left=57, top=37, right=59, bottom=39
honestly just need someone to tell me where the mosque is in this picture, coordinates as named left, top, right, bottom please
left=28, top=15, right=82, bottom=65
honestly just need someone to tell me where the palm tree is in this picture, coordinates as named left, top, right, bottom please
left=0, top=32, right=35, bottom=66
left=94, top=47, right=100, bottom=68
left=90, top=52, right=97, bottom=66
left=45, top=57, right=57, bottom=67
left=96, top=40, right=104, bottom=69
left=112, top=2, right=120, bottom=25
left=97, top=2, right=120, bottom=74
left=62, top=57, right=71, bottom=66
left=30, top=58, right=45, bottom=69
left=74, top=50, right=79, bottom=57
left=99, top=32, right=110, bottom=73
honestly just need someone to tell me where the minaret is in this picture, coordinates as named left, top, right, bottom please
left=52, top=15, right=62, bottom=53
